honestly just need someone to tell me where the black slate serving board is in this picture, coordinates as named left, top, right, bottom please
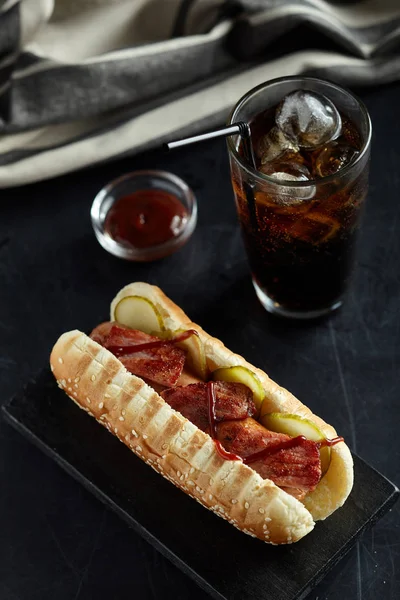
left=2, top=368, right=398, bottom=600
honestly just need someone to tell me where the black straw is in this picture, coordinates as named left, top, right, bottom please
left=165, top=122, right=257, bottom=170
left=166, top=121, right=259, bottom=237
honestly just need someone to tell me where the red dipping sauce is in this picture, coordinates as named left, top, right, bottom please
left=104, top=189, right=188, bottom=249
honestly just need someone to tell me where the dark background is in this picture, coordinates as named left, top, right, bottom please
left=1, top=82, right=399, bottom=599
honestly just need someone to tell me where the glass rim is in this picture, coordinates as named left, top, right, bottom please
left=227, top=76, right=372, bottom=187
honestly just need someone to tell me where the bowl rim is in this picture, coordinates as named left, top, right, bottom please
left=90, top=169, right=198, bottom=261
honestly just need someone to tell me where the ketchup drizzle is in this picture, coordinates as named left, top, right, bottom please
left=108, top=340, right=170, bottom=356
left=107, top=329, right=199, bottom=358
left=214, top=440, right=243, bottom=462
left=205, top=382, right=344, bottom=463
left=317, top=436, right=344, bottom=448
left=206, top=382, right=242, bottom=461
left=207, top=380, right=218, bottom=439
left=243, top=436, right=308, bottom=464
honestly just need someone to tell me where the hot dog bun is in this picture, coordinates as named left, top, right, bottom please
left=50, top=282, right=353, bottom=544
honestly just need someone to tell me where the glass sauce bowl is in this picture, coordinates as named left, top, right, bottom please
left=91, top=170, right=197, bottom=261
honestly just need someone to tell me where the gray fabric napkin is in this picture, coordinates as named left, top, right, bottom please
left=0, top=0, right=399, bottom=187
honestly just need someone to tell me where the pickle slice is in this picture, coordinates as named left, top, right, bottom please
left=211, top=366, right=265, bottom=413
left=260, top=412, right=331, bottom=475
left=114, top=296, right=165, bottom=334
left=172, top=328, right=208, bottom=380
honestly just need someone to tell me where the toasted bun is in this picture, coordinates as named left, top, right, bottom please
left=50, top=282, right=353, bottom=544
left=51, top=330, right=314, bottom=544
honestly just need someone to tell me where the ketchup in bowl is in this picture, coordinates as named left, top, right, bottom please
left=91, top=170, right=197, bottom=262
left=105, top=189, right=188, bottom=249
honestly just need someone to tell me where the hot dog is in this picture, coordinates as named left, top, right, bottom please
left=50, top=282, right=353, bottom=544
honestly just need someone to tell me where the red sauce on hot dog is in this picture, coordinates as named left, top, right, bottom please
left=107, top=329, right=199, bottom=357
left=206, top=381, right=343, bottom=462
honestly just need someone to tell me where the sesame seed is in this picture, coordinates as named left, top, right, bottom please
left=188, top=481, right=194, bottom=487
left=114, top=427, right=118, bottom=433
left=121, top=409, right=126, bottom=416
left=74, top=377, right=80, bottom=383
left=136, top=445, right=142, bottom=452
left=162, top=443, right=168, bottom=450
left=131, top=429, right=138, bottom=437
left=195, top=486, right=200, bottom=492
left=209, top=494, right=213, bottom=501
left=91, top=375, right=96, bottom=381
left=189, top=467, right=195, bottom=474
left=67, top=378, right=71, bottom=383
left=104, top=393, right=110, bottom=398
left=143, top=434, right=148, bottom=439
left=263, top=524, right=268, bottom=530
left=258, top=508, right=265, bottom=514
left=68, top=387, right=72, bottom=392
left=264, top=517, right=271, bottom=522
left=177, top=471, right=181, bottom=477
left=244, top=502, right=249, bottom=509
left=125, top=434, right=130, bottom=441
left=50, top=364, right=54, bottom=372
left=180, top=475, right=184, bottom=481
left=58, top=357, right=63, bottom=364
left=119, top=416, right=124, bottom=421
left=99, top=414, right=105, bottom=420
left=162, top=455, right=166, bottom=459
left=73, top=392, right=77, bottom=397
left=98, top=402, right=104, bottom=409
left=231, top=499, right=238, bottom=504
left=86, top=397, right=91, bottom=404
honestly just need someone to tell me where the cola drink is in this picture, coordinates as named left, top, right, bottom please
left=228, top=80, right=371, bottom=318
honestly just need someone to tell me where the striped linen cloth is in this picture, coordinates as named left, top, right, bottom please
left=0, top=0, right=399, bottom=187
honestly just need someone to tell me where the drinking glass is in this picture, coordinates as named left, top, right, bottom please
left=227, top=77, right=371, bottom=319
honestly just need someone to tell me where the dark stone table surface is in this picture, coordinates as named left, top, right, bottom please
left=0, top=82, right=399, bottom=600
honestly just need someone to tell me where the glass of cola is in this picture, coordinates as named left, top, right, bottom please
left=227, top=77, right=371, bottom=319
